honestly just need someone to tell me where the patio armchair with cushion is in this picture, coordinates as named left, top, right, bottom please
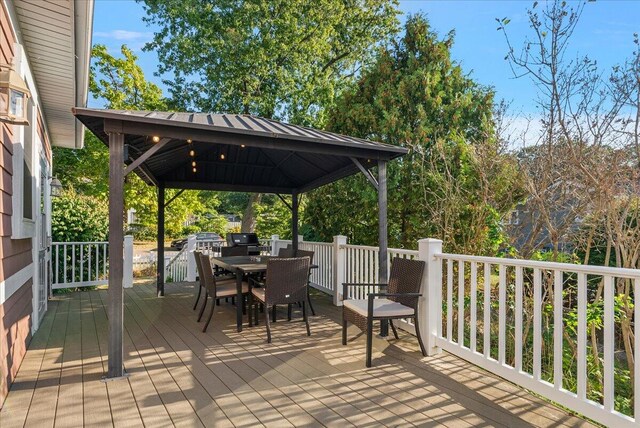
left=248, top=257, right=311, bottom=343
left=342, top=257, right=426, bottom=367
left=198, top=253, right=249, bottom=332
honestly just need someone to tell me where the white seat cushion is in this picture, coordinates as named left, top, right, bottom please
left=343, top=298, right=414, bottom=318
left=216, top=282, right=248, bottom=298
left=251, top=287, right=265, bottom=302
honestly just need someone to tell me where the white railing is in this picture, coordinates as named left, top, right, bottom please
left=299, top=241, right=333, bottom=294
left=165, top=245, right=188, bottom=283
left=50, top=231, right=636, bottom=425
left=431, top=248, right=640, bottom=428
left=52, top=236, right=133, bottom=289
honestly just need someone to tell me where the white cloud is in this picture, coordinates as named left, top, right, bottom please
left=94, top=30, right=153, bottom=42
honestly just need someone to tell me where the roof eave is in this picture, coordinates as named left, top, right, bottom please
left=73, top=0, right=94, bottom=149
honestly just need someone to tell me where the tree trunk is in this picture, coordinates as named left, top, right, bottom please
left=240, top=193, right=262, bottom=232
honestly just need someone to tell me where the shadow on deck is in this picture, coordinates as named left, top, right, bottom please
left=0, top=281, right=593, bottom=427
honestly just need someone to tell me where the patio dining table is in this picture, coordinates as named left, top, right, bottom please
left=209, top=255, right=317, bottom=332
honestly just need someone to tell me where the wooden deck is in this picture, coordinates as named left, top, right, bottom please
left=0, top=281, right=593, bottom=427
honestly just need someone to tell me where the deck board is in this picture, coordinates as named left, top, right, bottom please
left=0, top=281, right=596, bottom=427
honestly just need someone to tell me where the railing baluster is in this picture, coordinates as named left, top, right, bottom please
left=603, top=275, right=614, bottom=412
left=103, top=243, right=107, bottom=278
left=88, top=243, right=92, bottom=282
left=470, top=261, right=477, bottom=353
left=483, top=262, right=491, bottom=358
left=55, top=244, right=59, bottom=285
left=72, top=244, right=76, bottom=284
left=635, top=278, right=640, bottom=420
left=95, top=244, right=99, bottom=281
left=447, top=258, right=453, bottom=341
left=577, top=272, right=587, bottom=401
left=515, top=266, right=523, bottom=372
left=80, top=244, right=84, bottom=283
left=63, top=244, right=67, bottom=284
left=533, top=268, right=541, bottom=380
left=458, top=260, right=465, bottom=346
left=553, top=270, right=563, bottom=390
left=498, top=264, right=506, bottom=364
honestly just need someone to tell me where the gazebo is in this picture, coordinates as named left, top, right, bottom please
left=73, top=108, right=408, bottom=379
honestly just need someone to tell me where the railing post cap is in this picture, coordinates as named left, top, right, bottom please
left=271, top=234, right=280, bottom=239
left=418, top=238, right=443, bottom=244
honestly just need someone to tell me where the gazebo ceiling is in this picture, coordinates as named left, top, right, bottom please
left=73, top=108, right=408, bottom=194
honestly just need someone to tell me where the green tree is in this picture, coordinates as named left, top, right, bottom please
left=140, top=0, right=400, bottom=231
left=141, top=0, right=399, bottom=125
left=51, top=188, right=109, bottom=242
left=304, top=15, right=523, bottom=253
left=53, top=44, right=204, bottom=239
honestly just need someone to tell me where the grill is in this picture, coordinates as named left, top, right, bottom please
left=226, top=233, right=263, bottom=255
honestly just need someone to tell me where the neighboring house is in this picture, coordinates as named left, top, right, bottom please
left=0, top=0, right=93, bottom=406
left=505, top=200, right=580, bottom=255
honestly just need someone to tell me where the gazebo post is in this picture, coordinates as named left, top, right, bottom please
left=157, top=184, right=165, bottom=297
left=107, top=130, right=125, bottom=378
left=292, top=191, right=299, bottom=253
left=378, top=159, right=389, bottom=337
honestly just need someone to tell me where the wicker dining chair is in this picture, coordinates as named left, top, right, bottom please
left=272, top=248, right=316, bottom=320
left=248, top=257, right=311, bottom=343
left=198, top=253, right=249, bottom=332
left=277, top=247, right=295, bottom=257
left=342, top=257, right=426, bottom=367
left=294, top=249, right=316, bottom=316
left=192, top=250, right=205, bottom=310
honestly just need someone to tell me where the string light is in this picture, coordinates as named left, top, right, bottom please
left=152, top=135, right=160, bottom=143
left=192, top=167, right=197, bottom=173
left=189, top=150, right=195, bottom=157
left=240, top=144, right=245, bottom=148
left=192, top=161, right=196, bottom=167
left=187, top=139, right=192, bottom=144
left=220, top=153, right=225, bottom=160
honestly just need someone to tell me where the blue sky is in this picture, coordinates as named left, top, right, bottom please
left=92, top=0, right=640, bottom=114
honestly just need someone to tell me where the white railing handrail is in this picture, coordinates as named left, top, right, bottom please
left=166, top=245, right=187, bottom=268
left=437, top=252, right=640, bottom=278
left=53, top=241, right=109, bottom=245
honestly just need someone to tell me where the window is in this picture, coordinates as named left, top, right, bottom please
left=22, top=98, right=34, bottom=220
left=10, top=47, right=36, bottom=239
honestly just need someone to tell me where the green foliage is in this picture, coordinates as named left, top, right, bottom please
left=254, top=195, right=293, bottom=239
left=141, top=0, right=399, bottom=126
left=305, top=15, right=523, bottom=252
left=90, top=44, right=168, bottom=111
left=53, top=44, right=207, bottom=239
left=51, top=188, right=108, bottom=242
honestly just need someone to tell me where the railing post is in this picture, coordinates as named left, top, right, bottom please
left=271, top=234, right=279, bottom=256
left=418, top=238, right=443, bottom=356
left=123, top=235, right=133, bottom=289
left=332, top=235, right=347, bottom=306
left=186, top=234, right=197, bottom=282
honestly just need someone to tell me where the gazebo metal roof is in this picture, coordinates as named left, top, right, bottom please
left=73, top=108, right=403, bottom=380
left=73, top=108, right=407, bottom=194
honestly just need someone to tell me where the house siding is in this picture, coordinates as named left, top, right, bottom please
left=0, top=2, right=33, bottom=408
left=0, top=278, right=32, bottom=404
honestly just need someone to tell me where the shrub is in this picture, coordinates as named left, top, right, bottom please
left=52, top=188, right=109, bottom=242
